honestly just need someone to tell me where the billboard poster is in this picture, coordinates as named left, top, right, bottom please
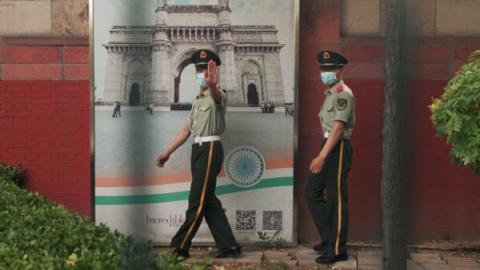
left=94, top=0, right=297, bottom=245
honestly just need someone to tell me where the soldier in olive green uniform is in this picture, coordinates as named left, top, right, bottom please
left=156, top=49, right=241, bottom=259
left=305, top=50, right=355, bottom=265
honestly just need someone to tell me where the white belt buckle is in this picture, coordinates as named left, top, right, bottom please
left=194, top=135, right=220, bottom=145
left=194, top=136, right=202, bottom=145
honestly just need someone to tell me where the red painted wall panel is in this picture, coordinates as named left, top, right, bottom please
left=407, top=80, right=480, bottom=240
left=0, top=80, right=91, bottom=217
left=297, top=1, right=480, bottom=242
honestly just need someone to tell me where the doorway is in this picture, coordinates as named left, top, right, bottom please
left=129, top=83, right=141, bottom=106
left=247, top=83, right=259, bottom=106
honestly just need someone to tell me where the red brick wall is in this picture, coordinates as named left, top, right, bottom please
left=1, top=4, right=479, bottom=242
left=0, top=37, right=91, bottom=217
left=297, top=1, right=480, bottom=242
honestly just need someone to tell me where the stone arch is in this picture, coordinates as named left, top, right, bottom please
left=173, top=48, right=199, bottom=78
left=171, top=47, right=216, bottom=103
left=125, top=58, right=147, bottom=105
left=241, top=58, right=265, bottom=105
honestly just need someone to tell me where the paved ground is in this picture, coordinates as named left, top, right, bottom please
left=157, top=245, right=480, bottom=269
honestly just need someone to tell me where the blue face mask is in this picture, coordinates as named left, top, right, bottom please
left=320, top=71, right=337, bottom=85
left=196, top=72, right=208, bottom=89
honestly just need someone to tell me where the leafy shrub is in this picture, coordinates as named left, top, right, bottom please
left=430, top=53, right=480, bottom=174
left=0, top=164, right=217, bottom=270
left=156, top=252, right=213, bottom=270
left=0, top=177, right=158, bottom=269
left=0, top=162, right=25, bottom=187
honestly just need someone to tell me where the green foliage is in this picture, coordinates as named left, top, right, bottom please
left=272, top=261, right=289, bottom=270
left=430, top=57, right=480, bottom=174
left=156, top=252, right=189, bottom=270
left=256, top=230, right=286, bottom=249
left=0, top=162, right=25, bottom=187
left=155, top=252, right=213, bottom=270
left=0, top=176, right=157, bottom=270
left=0, top=164, right=219, bottom=270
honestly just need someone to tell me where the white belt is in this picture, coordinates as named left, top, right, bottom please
left=324, top=131, right=349, bottom=140
left=193, top=135, right=221, bottom=145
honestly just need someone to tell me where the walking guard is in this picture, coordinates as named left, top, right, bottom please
left=156, top=49, right=241, bottom=259
left=305, top=50, right=356, bottom=265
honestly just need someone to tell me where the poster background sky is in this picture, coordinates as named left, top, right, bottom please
left=94, top=0, right=296, bottom=103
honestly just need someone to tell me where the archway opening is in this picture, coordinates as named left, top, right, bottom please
left=175, top=62, right=197, bottom=103
left=129, top=83, right=141, bottom=106
left=243, top=60, right=264, bottom=105
left=247, top=83, right=259, bottom=106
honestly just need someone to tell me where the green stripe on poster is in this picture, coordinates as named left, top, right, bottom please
left=95, top=176, right=293, bottom=205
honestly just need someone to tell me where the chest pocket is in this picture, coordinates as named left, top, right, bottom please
left=198, top=103, right=211, bottom=112
left=326, top=101, right=335, bottom=112
left=194, top=103, right=212, bottom=125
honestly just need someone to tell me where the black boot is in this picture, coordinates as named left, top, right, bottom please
left=170, top=248, right=190, bottom=259
left=316, top=252, right=348, bottom=265
left=215, top=245, right=242, bottom=258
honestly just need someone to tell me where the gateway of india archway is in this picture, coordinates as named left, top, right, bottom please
left=102, top=0, right=285, bottom=106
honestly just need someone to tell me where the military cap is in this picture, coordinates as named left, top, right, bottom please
left=191, top=49, right=221, bottom=69
left=317, top=50, right=348, bottom=67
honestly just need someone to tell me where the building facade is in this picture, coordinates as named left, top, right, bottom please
left=102, top=0, right=285, bottom=106
left=1, top=0, right=480, bottom=243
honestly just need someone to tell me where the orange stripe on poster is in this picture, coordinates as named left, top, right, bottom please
left=265, top=157, right=293, bottom=169
left=96, top=157, right=293, bottom=187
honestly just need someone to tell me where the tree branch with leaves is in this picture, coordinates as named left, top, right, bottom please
left=430, top=50, right=480, bottom=174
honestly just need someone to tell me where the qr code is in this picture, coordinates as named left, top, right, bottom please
left=263, top=211, right=282, bottom=230
left=236, top=210, right=256, bottom=231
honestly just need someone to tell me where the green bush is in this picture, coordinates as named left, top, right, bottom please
left=0, top=177, right=158, bottom=269
left=430, top=53, right=480, bottom=174
left=156, top=252, right=214, bottom=270
left=0, top=162, right=25, bottom=187
left=0, top=165, right=218, bottom=270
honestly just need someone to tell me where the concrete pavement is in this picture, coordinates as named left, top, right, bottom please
left=157, top=245, right=480, bottom=269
